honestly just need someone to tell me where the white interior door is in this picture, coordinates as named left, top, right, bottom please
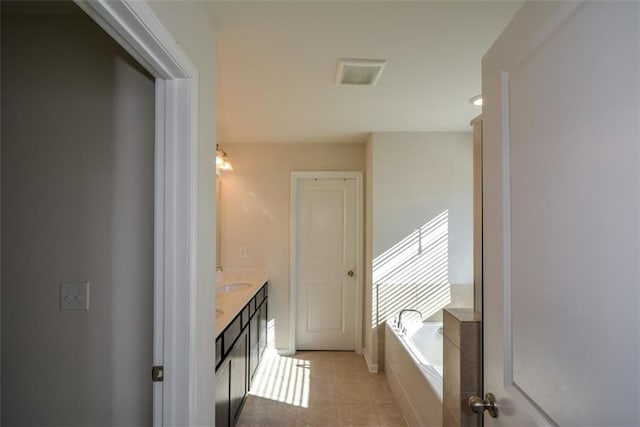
left=482, top=2, right=639, bottom=425
left=294, top=176, right=359, bottom=350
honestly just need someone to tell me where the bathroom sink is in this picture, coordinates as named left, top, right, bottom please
left=216, top=308, right=224, bottom=319
left=217, top=282, right=253, bottom=293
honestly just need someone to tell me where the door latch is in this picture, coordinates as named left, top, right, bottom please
left=469, top=393, right=498, bottom=418
left=152, top=365, right=164, bottom=382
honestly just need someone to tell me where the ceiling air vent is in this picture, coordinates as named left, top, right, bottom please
left=334, top=58, right=387, bottom=87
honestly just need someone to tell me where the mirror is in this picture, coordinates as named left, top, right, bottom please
left=216, top=178, right=222, bottom=270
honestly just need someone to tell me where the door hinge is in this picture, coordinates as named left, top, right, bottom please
left=152, top=365, right=164, bottom=382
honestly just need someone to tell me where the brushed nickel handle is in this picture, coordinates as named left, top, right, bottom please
left=468, top=393, right=498, bottom=418
left=347, top=270, right=354, bottom=277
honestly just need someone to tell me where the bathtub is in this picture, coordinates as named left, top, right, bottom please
left=385, top=321, right=443, bottom=427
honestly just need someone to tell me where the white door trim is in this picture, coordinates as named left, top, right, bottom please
left=289, top=171, right=364, bottom=355
left=72, top=1, right=201, bottom=425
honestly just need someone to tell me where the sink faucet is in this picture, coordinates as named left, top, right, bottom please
left=397, top=309, right=423, bottom=335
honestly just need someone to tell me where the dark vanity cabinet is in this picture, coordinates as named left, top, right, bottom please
left=215, top=358, right=231, bottom=427
left=215, top=282, right=268, bottom=427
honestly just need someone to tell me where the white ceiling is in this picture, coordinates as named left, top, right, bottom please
left=208, top=1, right=522, bottom=144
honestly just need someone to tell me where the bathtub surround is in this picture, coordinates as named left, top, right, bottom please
left=442, top=309, right=481, bottom=427
left=385, top=321, right=443, bottom=426
left=366, top=132, right=474, bottom=370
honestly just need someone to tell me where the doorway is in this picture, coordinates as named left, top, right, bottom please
left=290, top=172, right=363, bottom=351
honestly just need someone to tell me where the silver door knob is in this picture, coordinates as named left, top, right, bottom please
left=347, top=270, right=354, bottom=277
left=468, top=393, right=498, bottom=418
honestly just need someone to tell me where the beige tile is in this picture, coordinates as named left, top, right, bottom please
left=459, top=323, right=481, bottom=394
left=307, top=382, right=336, bottom=406
left=443, top=402, right=460, bottom=427
left=375, top=403, right=407, bottom=427
left=445, top=308, right=480, bottom=323
left=369, top=379, right=395, bottom=404
left=235, top=409, right=254, bottom=427
left=332, top=357, right=369, bottom=371
left=307, top=365, right=335, bottom=384
left=296, top=352, right=335, bottom=369
left=243, top=394, right=261, bottom=410
left=337, top=405, right=380, bottom=426
left=333, top=366, right=372, bottom=382
left=296, top=351, right=335, bottom=360
left=240, top=397, right=258, bottom=419
left=251, top=401, right=299, bottom=427
left=335, top=381, right=374, bottom=405
left=330, top=351, right=361, bottom=363
left=443, top=309, right=460, bottom=348
left=239, top=351, right=405, bottom=427
left=443, top=336, right=461, bottom=417
left=296, top=405, right=338, bottom=426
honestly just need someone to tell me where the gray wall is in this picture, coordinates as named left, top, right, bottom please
left=1, top=4, right=155, bottom=426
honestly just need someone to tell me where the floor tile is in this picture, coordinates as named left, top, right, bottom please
left=337, top=405, right=381, bottom=426
left=240, top=349, right=407, bottom=427
left=375, top=403, right=406, bottom=427
left=296, top=405, right=339, bottom=426
left=306, top=382, right=336, bottom=406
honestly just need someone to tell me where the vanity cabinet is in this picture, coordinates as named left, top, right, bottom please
left=229, top=329, right=248, bottom=422
left=215, top=282, right=268, bottom=427
left=215, top=359, right=231, bottom=427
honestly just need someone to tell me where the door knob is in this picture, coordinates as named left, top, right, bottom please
left=468, top=393, right=498, bottom=418
left=347, top=270, right=354, bottom=277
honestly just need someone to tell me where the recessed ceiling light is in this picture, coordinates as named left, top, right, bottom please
left=469, top=95, right=483, bottom=106
left=335, top=58, right=387, bottom=87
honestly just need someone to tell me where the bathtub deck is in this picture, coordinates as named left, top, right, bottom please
left=236, top=349, right=407, bottom=427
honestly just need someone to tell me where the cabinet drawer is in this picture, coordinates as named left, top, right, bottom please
left=249, top=297, right=256, bottom=317
left=215, top=336, right=223, bottom=367
left=223, top=315, right=241, bottom=355
left=241, top=305, right=250, bottom=329
left=256, top=289, right=264, bottom=308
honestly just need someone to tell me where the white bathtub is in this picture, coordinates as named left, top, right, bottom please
left=385, top=321, right=443, bottom=427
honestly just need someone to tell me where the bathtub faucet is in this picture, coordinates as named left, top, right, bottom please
left=397, top=309, right=423, bottom=335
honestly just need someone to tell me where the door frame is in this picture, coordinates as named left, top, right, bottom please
left=72, top=1, right=201, bottom=425
left=289, top=171, right=364, bottom=355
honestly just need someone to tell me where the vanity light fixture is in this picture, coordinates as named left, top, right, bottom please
left=469, top=95, right=483, bottom=106
left=216, top=144, right=234, bottom=173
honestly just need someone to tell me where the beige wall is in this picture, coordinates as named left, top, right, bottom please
left=365, top=132, right=474, bottom=367
left=220, top=143, right=366, bottom=351
left=145, top=3, right=218, bottom=424
left=2, top=8, right=154, bottom=425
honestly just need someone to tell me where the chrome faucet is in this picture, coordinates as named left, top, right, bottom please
left=397, top=309, right=423, bottom=335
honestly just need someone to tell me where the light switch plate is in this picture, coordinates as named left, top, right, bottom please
left=60, top=282, right=90, bottom=311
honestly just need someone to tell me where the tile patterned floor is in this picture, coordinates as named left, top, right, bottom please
left=237, top=350, right=407, bottom=427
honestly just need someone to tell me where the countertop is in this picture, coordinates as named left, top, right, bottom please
left=215, top=270, right=268, bottom=336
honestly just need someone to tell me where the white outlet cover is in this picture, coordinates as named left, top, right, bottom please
left=60, top=281, right=90, bottom=311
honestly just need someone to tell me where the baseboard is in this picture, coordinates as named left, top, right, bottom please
left=362, top=347, right=379, bottom=373
left=276, top=347, right=295, bottom=356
